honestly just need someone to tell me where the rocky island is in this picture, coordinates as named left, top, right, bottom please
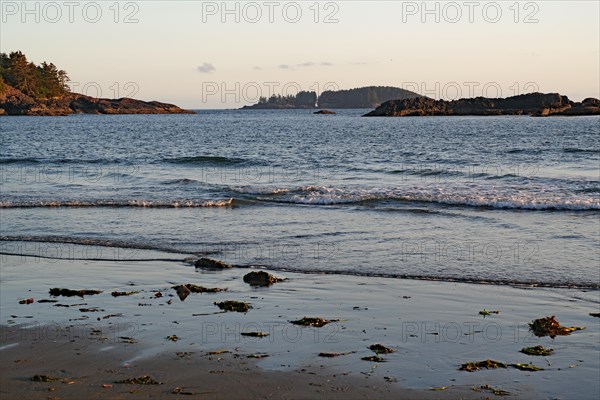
left=241, top=86, right=421, bottom=110
left=363, top=93, right=600, bottom=117
left=0, top=51, right=192, bottom=116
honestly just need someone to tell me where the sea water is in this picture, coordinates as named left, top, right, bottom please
left=1, top=110, right=599, bottom=288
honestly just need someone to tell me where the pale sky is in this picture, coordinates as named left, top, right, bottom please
left=1, top=0, right=599, bottom=108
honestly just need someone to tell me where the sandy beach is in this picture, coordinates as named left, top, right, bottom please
left=1, top=253, right=598, bottom=399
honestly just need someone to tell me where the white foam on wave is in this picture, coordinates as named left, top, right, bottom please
left=0, top=198, right=234, bottom=208
left=264, top=185, right=600, bottom=210
left=232, top=186, right=290, bottom=195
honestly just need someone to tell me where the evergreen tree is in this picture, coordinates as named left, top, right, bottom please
left=0, top=51, right=69, bottom=99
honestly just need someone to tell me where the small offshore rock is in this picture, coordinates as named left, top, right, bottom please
left=243, top=271, right=285, bottom=286
left=176, top=285, right=191, bottom=301
left=194, top=258, right=232, bottom=270
left=314, top=109, right=336, bottom=114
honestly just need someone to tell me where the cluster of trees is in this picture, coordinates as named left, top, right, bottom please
left=0, top=51, right=69, bottom=99
left=256, top=91, right=317, bottom=108
left=247, top=87, right=419, bottom=109
left=257, top=94, right=297, bottom=106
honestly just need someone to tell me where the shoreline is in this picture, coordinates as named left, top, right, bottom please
left=1, top=255, right=599, bottom=399
left=1, top=238, right=598, bottom=290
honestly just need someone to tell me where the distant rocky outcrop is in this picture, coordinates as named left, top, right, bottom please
left=363, top=93, right=600, bottom=117
left=0, top=83, right=193, bottom=116
left=314, top=109, right=336, bottom=114
left=549, top=98, right=600, bottom=116
left=241, top=86, right=422, bottom=110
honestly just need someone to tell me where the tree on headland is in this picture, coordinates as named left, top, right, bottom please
left=0, top=51, right=69, bottom=99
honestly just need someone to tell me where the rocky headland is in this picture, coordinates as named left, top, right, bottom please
left=0, top=51, right=192, bottom=116
left=363, top=93, right=600, bottom=117
left=0, top=83, right=193, bottom=116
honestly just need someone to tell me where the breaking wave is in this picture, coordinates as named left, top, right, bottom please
left=0, top=198, right=234, bottom=208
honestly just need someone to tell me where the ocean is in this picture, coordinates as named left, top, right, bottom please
left=1, top=110, right=599, bottom=289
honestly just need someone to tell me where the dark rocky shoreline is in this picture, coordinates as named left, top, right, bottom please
left=363, top=93, right=600, bottom=117
left=0, top=83, right=193, bottom=116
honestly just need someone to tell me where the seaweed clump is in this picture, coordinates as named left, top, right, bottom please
left=459, top=360, right=508, bottom=372
left=173, top=284, right=226, bottom=294
left=194, top=258, right=232, bottom=270
left=318, top=351, right=355, bottom=358
left=111, top=290, right=139, bottom=297
left=479, top=309, right=500, bottom=316
left=362, top=355, right=386, bottom=362
left=529, top=315, right=585, bottom=338
left=115, top=375, right=161, bottom=385
left=319, top=352, right=341, bottom=357
left=512, top=363, right=544, bottom=371
left=369, top=344, right=395, bottom=354
left=520, top=345, right=554, bottom=356
left=290, top=317, right=330, bottom=327
left=31, top=375, right=62, bottom=382
left=241, top=332, right=269, bottom=337
left=49, top=288, right=102, bottom=297
left=473, top=385, right=510, bottom=396
left=214, top=300, right=251, bottom=312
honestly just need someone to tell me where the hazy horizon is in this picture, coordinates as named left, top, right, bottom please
left=1, top=1, right=599, bottom=108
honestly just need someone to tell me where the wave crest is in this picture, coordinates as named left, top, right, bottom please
left=0, top=198, right=234, bottom=208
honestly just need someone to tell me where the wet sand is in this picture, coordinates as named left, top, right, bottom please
left=1, top=254, right=598, bottom=399
left=0, top=324, right=487, bottom=400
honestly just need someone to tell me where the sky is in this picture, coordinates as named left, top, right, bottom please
left=1, top=0, right=599, bottom=108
